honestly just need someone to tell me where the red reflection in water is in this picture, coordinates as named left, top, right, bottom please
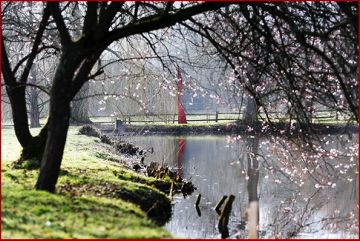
left=177, top=138, right=186, bottom=177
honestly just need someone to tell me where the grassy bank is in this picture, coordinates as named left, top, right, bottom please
left=1, top=127, right=172, bottom=238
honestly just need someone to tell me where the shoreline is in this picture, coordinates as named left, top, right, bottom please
left=99, top=121, right=358, bottom=136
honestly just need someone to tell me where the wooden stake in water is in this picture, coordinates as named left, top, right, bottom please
left=215, top=195, right=228, bottom=215
left=195, top=194, right=202, bottom=217
left=218, top=195, right=235, bottom=238
left=196, top=206, right=201, bottom=217
left=195, top=194, right=201, bottom=207
left=169, top=181, right=174, bottom=199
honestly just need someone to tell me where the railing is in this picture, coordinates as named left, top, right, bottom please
left=119, top=112, right=242, bottom=124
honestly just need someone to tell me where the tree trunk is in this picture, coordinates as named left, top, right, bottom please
left=35, top=82, right=72, bottom=192
left=29, top=88, right=40, bottom=128
left=27, top=1, right=41, bottom=128
left=35, top=102, right=70, bottom=192
left=7, top=85, right=32, bottom=147
left=243, top=58, right=258, bottom=123
left=244, top=94, right=257, bottom=123
left=35, top=52, right=78, bottom=192
left=7, top=84, right=48, bottom=168
left=18, top=122, right=48, bottom=166
left=29, top=64, right=41, bottom=128
left=6, top=81, right=47, bottom=166
left=70, top=81, right=91, bottom=124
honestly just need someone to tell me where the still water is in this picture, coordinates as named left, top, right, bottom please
left=123, top=134, right=358, bottom=238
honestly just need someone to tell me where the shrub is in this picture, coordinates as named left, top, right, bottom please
left=100, top=135, right=113, bottom=145
left=78, top=125, right=101, bottom=138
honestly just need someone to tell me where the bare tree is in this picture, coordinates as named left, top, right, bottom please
left=2, top=1, right=52, bottom=161
left=28, top=65, right=41, bottom=128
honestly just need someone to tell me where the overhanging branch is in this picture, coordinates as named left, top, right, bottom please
left=102, top=2, right=228, bottom=47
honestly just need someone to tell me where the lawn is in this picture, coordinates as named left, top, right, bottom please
left=1, top=127, right=172, bottom=238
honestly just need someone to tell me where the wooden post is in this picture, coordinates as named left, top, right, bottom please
left=215, top=111, right=219, bottom=123
left=115, top=119, right=123, bottom=132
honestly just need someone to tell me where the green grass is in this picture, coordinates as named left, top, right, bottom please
left=2, top=187, right=169, bottom=238
left=1, top=127, right=171, bottom=238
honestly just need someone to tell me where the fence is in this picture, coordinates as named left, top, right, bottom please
left=119, top=112, right=241, bottom=124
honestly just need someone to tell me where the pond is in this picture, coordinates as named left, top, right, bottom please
left=123, top=134, right=358, bottom=239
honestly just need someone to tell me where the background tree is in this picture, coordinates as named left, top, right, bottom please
left=183, top=2, right=358, bottom=129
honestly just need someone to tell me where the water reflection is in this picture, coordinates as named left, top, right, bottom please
left=177, top=138, right=186, bottom=177
left=123, top=134, right=358, bottom=238
left=245, top=136, right=259, bottom=238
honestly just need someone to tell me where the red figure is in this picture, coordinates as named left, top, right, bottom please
left=177, top=66, right=187, bottom=124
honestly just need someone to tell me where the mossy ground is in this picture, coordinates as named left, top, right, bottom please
left=1, top=127, right=172, bottom=238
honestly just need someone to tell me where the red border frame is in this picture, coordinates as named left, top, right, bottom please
left=0, top=1, right=359, bottom=240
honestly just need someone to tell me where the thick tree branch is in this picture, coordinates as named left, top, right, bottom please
left=133, top=2, right=140, bottom=21
left=164, top=2, right=174, bottom=15
left=1, top=39, right=17, bottom=87
left=102, top=2, right=228, bottom=47
left=69, top=52, right=103, bottom=100
left=96, top=2, right=125, bottom=38
left=337, top=2, right=358, bottom=33
left=47, top=2, right=72, bottom=47
left=1, top=82, right=50, bottom=95
left=83, top=2, right=98, bottom=36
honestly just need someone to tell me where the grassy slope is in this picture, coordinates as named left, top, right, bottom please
left=1, top=127, right=171, bottom=238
